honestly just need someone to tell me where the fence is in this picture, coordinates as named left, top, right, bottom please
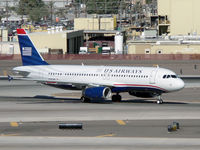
left=1, top=54, right=200, bottom=60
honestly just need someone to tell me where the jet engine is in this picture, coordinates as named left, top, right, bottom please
left=83, top=87, right=112, bottom=100
left=129, top=91, right=157, bottom=98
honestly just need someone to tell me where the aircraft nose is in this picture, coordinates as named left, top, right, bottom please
left=177, top=79, right=185, bottom=90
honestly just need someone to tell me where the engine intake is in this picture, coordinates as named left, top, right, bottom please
left=83, top=87, right=112, bottom=100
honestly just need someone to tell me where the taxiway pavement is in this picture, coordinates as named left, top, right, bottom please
left=0, top=80, right=200, bottom=149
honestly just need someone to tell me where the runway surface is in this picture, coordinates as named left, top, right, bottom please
left=0, top=80, right=200, bottom=149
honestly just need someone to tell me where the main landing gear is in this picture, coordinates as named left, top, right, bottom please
left=112, top=94, right=122, bottom=102
left=157, top=95, right=163, bottom=104
left=80, top=96, right=91, bottom=103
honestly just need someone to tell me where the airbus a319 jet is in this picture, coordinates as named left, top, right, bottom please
left=13, top=29, right=185, bottom=104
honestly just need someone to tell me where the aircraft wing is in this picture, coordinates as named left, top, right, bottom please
left=40, top=80, right=116, bottom=90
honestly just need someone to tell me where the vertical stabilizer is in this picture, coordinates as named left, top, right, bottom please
left=17, top=29, right=49, bottom=66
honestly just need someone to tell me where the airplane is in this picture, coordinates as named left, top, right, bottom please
left=12, top=29, right=185, bottom=104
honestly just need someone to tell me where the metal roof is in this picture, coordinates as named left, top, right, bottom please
left=84, top=30, right=125, bottom=34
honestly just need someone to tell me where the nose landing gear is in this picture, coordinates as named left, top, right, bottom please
left=157, top=96, right=163, bottom=104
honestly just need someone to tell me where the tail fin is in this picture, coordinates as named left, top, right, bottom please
left=17, top=29, right=49, bottom=66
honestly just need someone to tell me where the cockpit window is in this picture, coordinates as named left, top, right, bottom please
left=163, top=74, right=178, bottom=79
left=171, top=75, right=177, bottom=78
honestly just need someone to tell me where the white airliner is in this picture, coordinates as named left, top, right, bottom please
left=13, top=29, right=185, bottom=104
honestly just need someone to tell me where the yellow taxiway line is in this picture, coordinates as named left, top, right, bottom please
left=96, top=134, right=115, bottom=138
left=116, top=120, right=126, bottom=125
left=10, top=122, right=19, bottom=127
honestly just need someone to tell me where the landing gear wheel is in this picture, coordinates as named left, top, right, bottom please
left=112, top=94, right=122, bottom=102
left=81, top=96, right=91, bottom=103
left=157, top=100, right=163, bottom=104
left=156, top=96, right=163, bottom=104
left=112, top=95, right=116, bottom=102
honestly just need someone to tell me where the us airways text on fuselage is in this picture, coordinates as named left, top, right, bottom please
left=104, top=68, right=143, bottom=74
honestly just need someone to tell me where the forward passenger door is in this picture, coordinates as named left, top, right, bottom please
left=149, top=70, right=157, bottom=84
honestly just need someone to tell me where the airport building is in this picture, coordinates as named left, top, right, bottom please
left=127, top=0, right=200, bottom=55
left=158, top=0, right=200, bottom=35
left=0, top=30, right=84, bottom=55
left=29, top=30, right=84, bottom=54
left=127, top=39, right=200, bottom=55
left=74, top=17, right=117, bottom=31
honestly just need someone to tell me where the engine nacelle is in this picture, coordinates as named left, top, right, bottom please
left=129, top=91, right=157, bottom=98
left=83, top=87, right=112, bottom=100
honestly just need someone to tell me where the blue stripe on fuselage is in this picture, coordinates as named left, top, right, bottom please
left=111, top=86, right=166, bottom=94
